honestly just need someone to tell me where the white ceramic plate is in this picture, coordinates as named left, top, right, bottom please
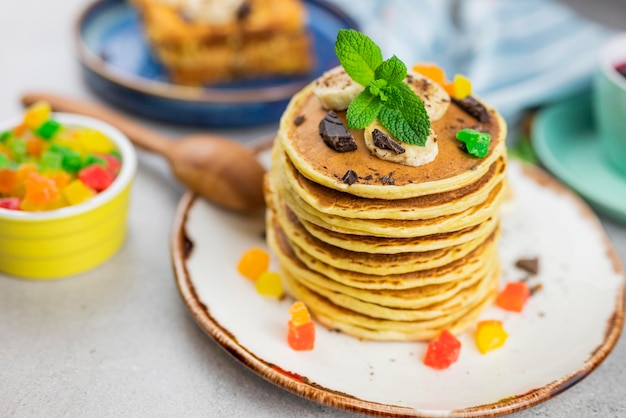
left=171, top=159, right=624, bottom=417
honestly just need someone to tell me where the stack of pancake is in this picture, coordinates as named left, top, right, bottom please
left=265, top=68, right=507, bottom=341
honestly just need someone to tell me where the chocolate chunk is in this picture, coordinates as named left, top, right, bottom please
left=364, top=174, right=373, bottom=180
left=458, top=142, right=467, bottom=152
left=515, top=257, right=539, bottom=275
left=530, top=283, right=544, bottom=296
left=237, top=1, right=252, bottom=20
left=372, top=129, right=405, bottom=154
left=342, top=169, right=358, bottom=185
left=452, top=96, right=490, bottom=123
left=381, top=174, right=395, bottom=185
left=319, top=111, right=357, bottom=152
left=293, top=115, right=305, bottom=126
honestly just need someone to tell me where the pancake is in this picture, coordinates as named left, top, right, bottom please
left=282, top=267, right=499, bottom=341
left=267, top=215, right=498, bottom=311
left=277, top=81, right=507, bottom=199
left=278, top=144, right=508, bottom=220
left=299, top=212, right=499, bottom=254
left=276, top=171, right=505, bottom=238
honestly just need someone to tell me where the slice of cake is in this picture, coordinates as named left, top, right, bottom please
left=131, top=0, right=313, bottom=85
left=264, top=30, right=508, bottom=341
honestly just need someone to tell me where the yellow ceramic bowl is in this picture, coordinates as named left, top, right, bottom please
left=0, top=113, right=137, bottom=279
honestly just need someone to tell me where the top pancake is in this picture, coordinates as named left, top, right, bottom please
left=278, top=80, right=507, bottom=199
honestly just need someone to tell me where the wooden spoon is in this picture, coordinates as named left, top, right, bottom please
left=21, top=93, right=268, bottom=212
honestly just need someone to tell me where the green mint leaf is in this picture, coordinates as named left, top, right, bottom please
left=335, top=29, right=383, bottom=86
left=378, top=83, right=430, bottom=146
left=368, top=79, right=388, bottom=100
left=346, top=89, right=383, bottom=129
left=374, top=55, right=407, bottom=85
left=381, top=85, right=403, bottom=108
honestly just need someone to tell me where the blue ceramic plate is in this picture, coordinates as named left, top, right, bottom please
left=532, top=94, right=626, bottom=223
left=76, top=0, right=357, bottom=127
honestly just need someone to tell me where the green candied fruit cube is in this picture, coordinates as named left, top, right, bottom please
left=0, top=153, right=9, bottom=168
left=455, top=128, right=491, bottom=158
left=35, top=120, right=61, bottom=140
left=109, top=148, right=122, bottom=160
left=7, top=138, right=27, bottom=162
left=40, top=151, right=63, bottom=171
left=82, top=153, right=107, bottom=168
left=0, top=131, right=12, bottom=142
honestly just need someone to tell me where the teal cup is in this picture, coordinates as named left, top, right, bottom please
left=594, top=33, right=626, bottom=177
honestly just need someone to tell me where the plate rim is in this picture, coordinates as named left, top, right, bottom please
left=170, top=161, right=625, bottom=417
left=74, top=0, right=359, bottom=104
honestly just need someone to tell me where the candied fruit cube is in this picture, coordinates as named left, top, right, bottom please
left=45, top=171, right=71, bottom=189
left=0, top=154, right=9, bottom=169
left=23, top=101, right=51, bottom=130
left=412, top=63, right=446, bottom=85
left=36, top=120, right=61, bottom=140
left=423, top=330, right=461, bottom=370
left=78, top=164, right=114, bottom=192
left=62, top=180, right=96, bottom=205
left=40, top=151, right=63, bottom=171
left=7, top=138, right=27, bottom=162
left=289, top=301, right=311, bottom=327
left=76, top=128, right=114, bottom=154
left=100, top=154, right=122, bottom=174
left=255, top=271, right=284, bottom=298
left=0, top=197, right=21, bottom=210
left=237, top=247, right=270, bottom=280
left=453, top=74, right=472, bottom=99
left=496, top=282, right=530, bottom=313
left=24, top=172, right=59, bottom=204
left=0, top=131, right=12, bottom=142
left=287, top=321, right=315, bottom=351
left=475, top=320, right=508, bottom=354
left=25, top=137, right=45, bottom=158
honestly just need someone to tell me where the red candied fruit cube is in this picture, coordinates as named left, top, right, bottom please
left=99, top=154, right=122, bottom=175
left=423, top=330, right=461, bottom=370
left=0, top=197, right=21, bottom=210
left=78, top=164, right=114, bottom=192
left=496, top=282, right=530, bottom=313
left=287, top=321, right=315, bottom=351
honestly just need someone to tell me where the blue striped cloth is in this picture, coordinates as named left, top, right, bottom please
left=328, top=0, right=612, bottom=125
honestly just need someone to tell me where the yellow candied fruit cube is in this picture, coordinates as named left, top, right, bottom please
left=289, top=301, right=311, bottom=327
left=453, top=74, right=472, bottom=99
left=62, top=179, right=97, bottom=205
left=20, top=196, right=66, bottom=212
left=255, top=271, right=284, bottom=298
left=55, top=131, right=85, bottom=154
left=23, top=101, right=52, bottom=130
left=475, top=320, right=508, bottom=354
left=76, top=128, right=114, bottom=154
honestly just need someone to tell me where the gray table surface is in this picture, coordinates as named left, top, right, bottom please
left=1, top=1, right=625, bottom=417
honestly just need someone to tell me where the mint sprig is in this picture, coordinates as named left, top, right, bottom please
left=335, top=29, right=430, bottom=146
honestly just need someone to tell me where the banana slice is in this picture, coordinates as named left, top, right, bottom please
left=313, top=66, right=365, bottom=111
left=405, top=71, right=450, bottom=121
left=364, top=121, right=438, bottom=167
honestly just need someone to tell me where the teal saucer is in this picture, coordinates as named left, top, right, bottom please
left=533, top=94, right=626, bottom=223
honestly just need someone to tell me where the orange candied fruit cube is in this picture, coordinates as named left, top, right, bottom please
left=289, top=301, right=311, bottom=327
left=24, top=172, right=59, bottom=205
left=287, top=320, right=315, bottom=351
left=496, top=282, right=530, bottom=313
left=237, top=247, right=270, bottom=280
left=412, top=63, right=446, bottom=85
left=0, top=168, right=16, bottom=194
